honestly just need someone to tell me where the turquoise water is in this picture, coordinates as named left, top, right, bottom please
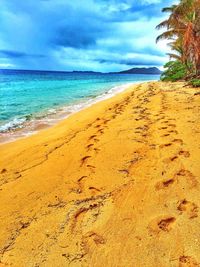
left=0, top=69, right=159, bottom=133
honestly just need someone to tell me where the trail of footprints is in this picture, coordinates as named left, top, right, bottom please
left=150, top=88, right=199, bottom=265
left=117, top=87, right=157, bottom=176
left=1, top=83, right=199, bottom=266
left=80, top=95, right=133, bottom=172
left=68, top=84, right=199, bottom=265
left=156, top=115, right=198, bottom=192
left=57, top=85, right=200, bottom=265
left=73, top=95, right=133, bottom=195
left=63, top=96, right=136, bottom=264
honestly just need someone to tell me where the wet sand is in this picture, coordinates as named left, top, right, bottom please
left=0, top=81, right=200, bottom=266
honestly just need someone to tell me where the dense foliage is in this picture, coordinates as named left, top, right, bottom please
left=190, top=78, right=200, bottom=87
left=156, top=0, right=200, bottom=86
left=161, top=61, right=188, bottom=81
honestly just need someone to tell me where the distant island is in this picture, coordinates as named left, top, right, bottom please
left=72, top=67, right=162, bottom=75
left=112, top=67, right=162, bottom=75
left=1, top=67, right=162, bottom=75
left=73, top=67, right=162, bottom=75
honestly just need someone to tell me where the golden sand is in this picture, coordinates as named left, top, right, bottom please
left=0, top=81, right=200, bottom=267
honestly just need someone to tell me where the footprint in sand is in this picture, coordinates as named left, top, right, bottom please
left=88, top=186, right=101, bottom=195
left=103, top=119, right=110, bottom=125
left=178, top=150, right=190, bottom=158
left=161, top=133, right=170, bottom=137
left=97, top=128, right=104, bottom=134
left=95, top=122, right=108, bottom=130
left=88, top=135, right=99, bottom=143
left=168, top=123, right=176, bottom=128
left=118, top=169, right=129, bottom=176
left=163, top=150, right=190, bottom=163
left=86, top=164, right=96, bottom=172
left=89, top=135, right=97, bottom=141
left=168, top=129, right=178, bottom=134
left=148, top=216, right=176, bottom=234
left=169, top=155, right=179, bottom=162
left=70, top=176, right=88, bottom=194
left=159, top=143, right=172, bottom=148
left=80, top=156, right=92, bottom=166
left=158, top=217, right=176, bottom=231
left=86, top=144, right=94, bottom=151
left=112, top=114, right=117, bottom=119
left=176, top=169, right=198, bottom=188
left=1, top=168, right=7, bottom=174
left=177, top=199, right=198, bottom=219
left=159, top=126, right=168, bottom=130
left=83, top=231, right=105, bottom=246
left=77, top=176, right=87, bottom=183
left=172, top=138, right=184, bottom=145
left=93, top=148, right=101, bottom=153
left=179, top=255, right=200, bottom=267
left=155, top=178, right=175, bottom=190
left=155, top=169, right=198, bottom=190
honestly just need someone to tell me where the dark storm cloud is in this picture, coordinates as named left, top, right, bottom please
left=0, top=50, right=46, bottom=59
left=0, top=0, right=175, bottom=71
left=52, top=16, right=109, bottom=49
left=97, top=46, right=167, bottom=66
left=98, top=58, right=164, bottom=66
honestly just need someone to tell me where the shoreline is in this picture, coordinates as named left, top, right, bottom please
left=0, top=81, right=200, bottom=266
left=0, top=81, right=148, bottom=144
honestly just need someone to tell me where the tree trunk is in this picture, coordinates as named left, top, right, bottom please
left=196, top=64, right=200, bottom=76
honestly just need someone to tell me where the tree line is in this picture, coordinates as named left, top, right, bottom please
left=156, top=0, right=200, bottom=86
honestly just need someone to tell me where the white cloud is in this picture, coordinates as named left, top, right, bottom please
left=0, top=63, right=14, bottom=68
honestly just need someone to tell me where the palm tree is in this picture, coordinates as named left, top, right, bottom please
left=156, top=4, right=179, bottom=43
left=180, top=0, right=200, bottom=75
left=194, top=8, right=200, bottom=75
left=156, top=0, right=200, bottom=77
left=167, top=39, right=185, bottom=63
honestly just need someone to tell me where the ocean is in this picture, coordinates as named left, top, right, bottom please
left=0, top=69, right=160, bottom=142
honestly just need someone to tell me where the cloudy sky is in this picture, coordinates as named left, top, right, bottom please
left=0, top=0, right=175, bottom=72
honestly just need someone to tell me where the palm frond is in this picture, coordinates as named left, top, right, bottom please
left=156, top=0, right=200, bottom=76
left=156, top=30, right=177, bottom=43
left=167, top=53, right=182, bottom=61
left=162, top=5, right=177, bottom=13
left=156, top=20, right=170, bottom=30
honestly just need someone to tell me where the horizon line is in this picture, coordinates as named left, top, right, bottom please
left=0, top=66, right=162, bottom=74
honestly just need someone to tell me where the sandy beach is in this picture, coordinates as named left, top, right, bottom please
left=0, top=81, right=200, bottom=266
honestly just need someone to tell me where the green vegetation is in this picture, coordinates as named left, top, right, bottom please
left=190, top=79, right=200, bottom=87
left=161, top=61, right=188, bottom=81
left=156, top=0, right=200, bottom=85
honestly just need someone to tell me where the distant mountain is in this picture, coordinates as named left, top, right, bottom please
left=112, top=67, right=162, bottom=75
left=72, top=70, right=102, bottom=74
left=72, top=67, right=162, bottom=75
